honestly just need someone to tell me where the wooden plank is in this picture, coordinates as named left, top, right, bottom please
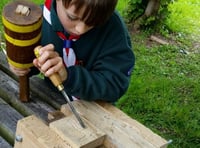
left=61, top=100, right=167, bottom=148
left=0, top=136, right=12, bottom=148
left=97, top=101, right=167, bottom=147
left=50, top=116, right=105, bottom=148
left=14, top=115, right=73, bottom=148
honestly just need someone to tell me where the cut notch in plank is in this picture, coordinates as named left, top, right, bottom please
left=50, top=115, right=105, bottom=148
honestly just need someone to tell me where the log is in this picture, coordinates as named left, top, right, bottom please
left=30, top=76, right=65, bottom=109
left=0, top=50, right=18, bottom=80
left=0, top=69, right=55, bottom=121
left=0, top=50, right=64, bottom=110
left=150, top=35, right=169, bottom=45
left=0, top=136, right=12, bottom=148
left=0, top=97, right=23, bottom=145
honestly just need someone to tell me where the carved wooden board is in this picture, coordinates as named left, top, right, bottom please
left=50, top=116, right=105, bottom=148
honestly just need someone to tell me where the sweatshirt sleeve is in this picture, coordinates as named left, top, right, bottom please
left=63, top=12, right=135, bottom=102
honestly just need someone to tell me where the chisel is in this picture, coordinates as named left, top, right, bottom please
left=34, top=46, right=86, bottom=128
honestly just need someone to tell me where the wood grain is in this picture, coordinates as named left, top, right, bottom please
left=14, top=115, right=72, bottom=148
left=50, top=116, right=105, bottom=148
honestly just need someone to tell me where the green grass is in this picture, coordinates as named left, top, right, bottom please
left=166, top=0, right=200, bottom=37
left=117, top=35, right=200, bottom=147
left=116, top=0, right=129, bottom=14
left=1, top=0, right=200, bottom=147
left=115, top=1, right=200, bottom=147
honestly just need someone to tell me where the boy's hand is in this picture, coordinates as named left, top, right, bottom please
left=33, top=44, right=67, bottom=82
left=9, top=64, right=30, bottom=76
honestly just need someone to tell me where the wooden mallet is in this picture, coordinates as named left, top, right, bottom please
left=2, top=0, right=42, bottom=102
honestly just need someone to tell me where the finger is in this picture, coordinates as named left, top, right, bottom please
left=36, top=44, right=55, bottom=64
left=42, top=57, right=63, bottom=77
left=39, top=44, right=54, bottom=53
left=38, top=50, right=59, bottom=65
left=16, top=70, right=30, bottom=76
left=33, top=58, right=41, bottom=68
left=9, top=65, right=30, bottom=76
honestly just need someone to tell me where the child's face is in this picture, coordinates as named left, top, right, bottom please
left=56, top=0, right=93, bottom=36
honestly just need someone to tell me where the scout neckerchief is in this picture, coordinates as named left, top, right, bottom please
left=56, top=32, right=80, bottom=67
left=43, top=0, right=80, bottom=67
left=44, top=0, right=79, bottom=100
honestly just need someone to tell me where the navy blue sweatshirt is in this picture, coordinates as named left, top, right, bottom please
left=40, top=1, right=135, bottom=102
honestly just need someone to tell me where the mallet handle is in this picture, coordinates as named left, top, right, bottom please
left=19, top=75, right=29, bottom=102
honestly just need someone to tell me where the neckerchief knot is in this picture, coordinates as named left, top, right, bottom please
left=56, top=32, right=80, bottom=67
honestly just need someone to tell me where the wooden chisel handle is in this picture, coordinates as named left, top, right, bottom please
left=34, top=46, right=64, bottom=90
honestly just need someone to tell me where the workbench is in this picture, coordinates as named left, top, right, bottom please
left=0, top=50, right=168, bottom=148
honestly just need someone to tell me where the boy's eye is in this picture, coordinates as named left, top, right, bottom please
left=67, top=14, right=78, bottom=21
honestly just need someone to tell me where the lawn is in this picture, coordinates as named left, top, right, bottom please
left=118, top=31, right=200, bottom=147
left=116, top=1, right=200, bottom=147
left=0, top=0, right=200, bottom=147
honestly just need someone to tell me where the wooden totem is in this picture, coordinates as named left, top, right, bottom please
left=2, top=0, right=42, bottom=102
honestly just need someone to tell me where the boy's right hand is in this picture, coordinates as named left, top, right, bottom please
left=9, top=64, right=30, bottom=76
left=33, top=44, right=67, bottom=82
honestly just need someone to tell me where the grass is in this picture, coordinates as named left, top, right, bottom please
left=116, top=0, right=129, bottom=14
left=1, top=0, right=200, bottom=147
left=166, top=0, right=200, bottom=37
left=117, top=34, right=200, bottom=147
left=116, top=1, right=200, bottom=147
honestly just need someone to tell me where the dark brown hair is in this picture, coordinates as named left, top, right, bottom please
left=62, top=0, right=118, bottom=26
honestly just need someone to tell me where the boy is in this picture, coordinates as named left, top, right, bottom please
left=10, top=0, right=135, bottom=102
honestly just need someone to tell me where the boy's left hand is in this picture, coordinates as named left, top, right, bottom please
left=9, top=64, right=31, bottom=76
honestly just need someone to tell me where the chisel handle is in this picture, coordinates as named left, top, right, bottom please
left=34, top=46, right=63, bottom=90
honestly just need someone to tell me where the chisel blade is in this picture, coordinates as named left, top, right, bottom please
left=61, top=90, right=86, bottom=128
